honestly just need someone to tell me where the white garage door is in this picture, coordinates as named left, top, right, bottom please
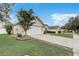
left=27, top=26, right=44, bottom=35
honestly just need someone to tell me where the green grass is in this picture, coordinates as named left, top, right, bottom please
left=0, top=34, right=73, bottom=56
left=47, top=32, right=73, bottom=38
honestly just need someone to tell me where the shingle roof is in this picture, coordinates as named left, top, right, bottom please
left=48, top=26, right=59, bottom=29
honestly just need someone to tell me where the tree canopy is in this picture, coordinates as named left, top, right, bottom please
left=0, top=3, right=14, bottom=24
left=63, top=15, right=79, bottom=31
left=17, top=9, right=35, bottom=35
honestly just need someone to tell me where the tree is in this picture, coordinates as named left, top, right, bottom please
left=0, top=3, right=14, bottom=22
left=63, top=15, right=79, bottom=31
left=17, top=9, right=35, bottom=36
left=5, top=24, right=13, bottom=34
left=0, top=3, right=14, bottom=34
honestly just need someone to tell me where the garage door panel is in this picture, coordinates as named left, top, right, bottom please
left=27, top=26, right=44, bottom=35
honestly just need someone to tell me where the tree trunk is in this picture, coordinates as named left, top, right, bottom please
left=24, top=30, right=27, bottom=36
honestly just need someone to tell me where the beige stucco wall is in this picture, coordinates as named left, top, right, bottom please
left=13, top=24, right=45, bottom=35
left=13, top=24, right=25, bottom=35
left=0, top=21, right=7, bottom=34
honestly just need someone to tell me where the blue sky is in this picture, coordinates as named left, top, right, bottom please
left=10, top=3, right=79, bottom=26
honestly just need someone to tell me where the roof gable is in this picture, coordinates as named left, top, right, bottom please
left=34, top=16, right=44, bottom=27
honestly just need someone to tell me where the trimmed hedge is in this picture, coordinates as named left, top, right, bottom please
left=47, top=31, right=56, bottom=33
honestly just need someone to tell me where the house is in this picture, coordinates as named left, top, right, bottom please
left=12, top=16, right=45, bottom=35
left=45, top=25, right=64, bottom=33
left=0, top=21, right=6, bottom=34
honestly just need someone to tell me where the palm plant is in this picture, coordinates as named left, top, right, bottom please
left=17, top=9, right=35, bottom=36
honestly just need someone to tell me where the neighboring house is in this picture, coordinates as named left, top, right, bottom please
left=12, top=16, right=45, bottom=35
left=0, top=21, right=6, bottom=34
left=45, top=25, right=64, bottom=33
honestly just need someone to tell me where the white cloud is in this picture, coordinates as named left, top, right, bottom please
left=51, top=13, right=78, bottom=26
left=10, top=14, right=18, bottom=24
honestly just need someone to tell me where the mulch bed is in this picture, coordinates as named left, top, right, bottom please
left=16, top=35, right=32, bottom=41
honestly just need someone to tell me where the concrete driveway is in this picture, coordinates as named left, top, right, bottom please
left=31, top=34, right=73, bottom=48
left=30, top=33, right=79, bottom=56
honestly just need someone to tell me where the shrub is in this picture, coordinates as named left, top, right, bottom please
left=47, top=31, right=56, bottom=33
left=44, top=28, right=47, bottom=34
left=17, top=33, right=22, bottom=37
left=58, top=31, right=61, bottom=33
left=16, top=33, right=22, bottom=40
left=5, top=24, right=13, bottom=35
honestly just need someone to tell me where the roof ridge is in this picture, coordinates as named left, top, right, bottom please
left=35, top=16, right=45, bottom=27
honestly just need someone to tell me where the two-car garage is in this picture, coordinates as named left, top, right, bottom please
left=13, top=25, right=45, bottom=35
left=27, top=26, right=44, bottom=35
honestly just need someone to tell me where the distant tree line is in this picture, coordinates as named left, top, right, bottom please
left=61, top=15, right=79, bottom=32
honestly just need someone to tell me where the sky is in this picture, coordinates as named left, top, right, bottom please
left=10, top=3, right=79, bottom=26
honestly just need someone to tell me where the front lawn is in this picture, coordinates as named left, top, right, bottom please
left=47, top=31, right=73, bottom=38
left=0, top=34, right=73, bottom=56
